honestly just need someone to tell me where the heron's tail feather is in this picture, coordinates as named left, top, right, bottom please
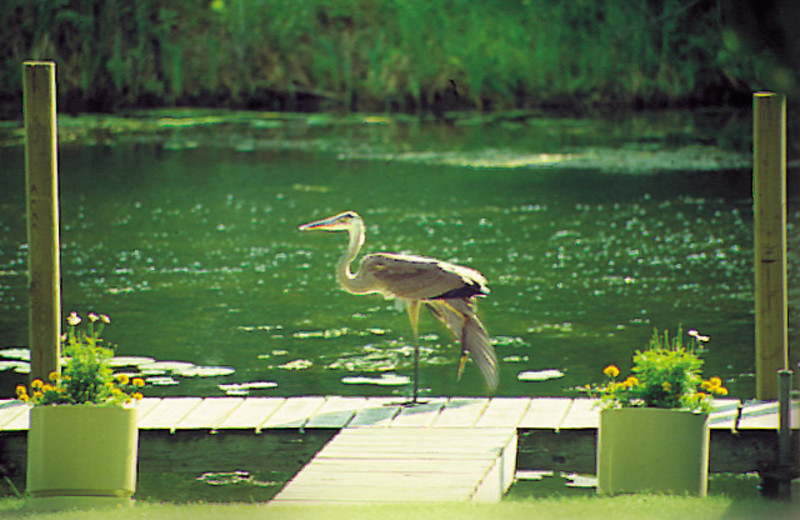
left=425, top=299, right=498, bottom=391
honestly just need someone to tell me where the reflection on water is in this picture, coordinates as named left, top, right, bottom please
left=0, top=110, right=796, bottom=401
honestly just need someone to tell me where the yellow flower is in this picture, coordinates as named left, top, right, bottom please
left=41, top=383, right=55, bottom=392
left=714, top=386, right=729, bottom=396
left=19, top=393, right=30, bottom=403
left=31, top=379, right=44, bottom=390
left=116, top=373, right=130, bottom=385
left=700, top=380, right=712, bottom=390
left=623, top=376, right=639, bottom=387
left=132, top=392, right=144, bottom=401
left=88, top=312, right=99, bottom=322
left=15, top=385, right=28, bottom=397
left=661, top=381, right=672, bottom=392
left=603, top=365, right=620, bottom=378
left=32, top=391, right=44, bottom=401
left=132, top=378, right=146, bottom=388
left=48, top=371, right=60, bottom=382
left=608, top=382, right=623, bottom=392
left=709, top=376, right=722, bottom=388
left=697, top=392, right=708, bottom=400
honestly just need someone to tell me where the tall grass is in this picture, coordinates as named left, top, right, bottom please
left=1, top=495, right=799, bottom=520
left=0, top=0, right=763, bottom=115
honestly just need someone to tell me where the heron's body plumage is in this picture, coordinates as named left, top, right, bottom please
left=359, top=252, right=488, bottom=301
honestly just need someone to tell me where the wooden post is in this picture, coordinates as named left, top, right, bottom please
left=752, top=92, right=789, bottom=400
left=23, top=61, right=61, bottom=383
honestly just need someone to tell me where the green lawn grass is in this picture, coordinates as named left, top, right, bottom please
left=1, top=495, right=798, bottom=520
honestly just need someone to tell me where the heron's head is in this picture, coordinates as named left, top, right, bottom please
left=298, top=211, right=362, bottom=233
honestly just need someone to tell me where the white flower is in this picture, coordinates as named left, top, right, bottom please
left=67, top=312, right=81, bottom=326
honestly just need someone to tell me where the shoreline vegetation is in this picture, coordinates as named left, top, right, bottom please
left=0, top=0, right=781, bottom=119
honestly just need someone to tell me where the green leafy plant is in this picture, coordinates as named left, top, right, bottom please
left=15, top=312, right=145, bottom=406
left=587, top=327, right=728, bottom=414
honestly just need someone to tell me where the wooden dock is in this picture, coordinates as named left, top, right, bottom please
left=1, top=395, right=794, bottom=433
left=271, top=426, right=517, bottom=504
left=0, top=396, right=796, bottom=504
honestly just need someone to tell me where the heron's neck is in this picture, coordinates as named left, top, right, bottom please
left=337, top=221, right=372, bottom=294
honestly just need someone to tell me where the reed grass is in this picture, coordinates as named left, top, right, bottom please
left=0, top=0, right=763, bottom=115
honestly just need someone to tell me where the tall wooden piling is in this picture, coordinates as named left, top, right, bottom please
left=23, top=61, right=61, bottom=383
left=752, top=92, right=789, bottom=400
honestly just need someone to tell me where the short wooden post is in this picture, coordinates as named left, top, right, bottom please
left=752, top=92, right=789, bottom=400
left=23, top=61, right=61, bottom=383
left=776, top=370, right=793, bottom=500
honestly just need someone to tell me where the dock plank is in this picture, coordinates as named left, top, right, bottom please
left=137, top=397, right=203, bottom=432
left=318, top=427, right=514, bottom=458
left=390, top=399, right=447, bottom=427
left=474, top=397, right=531, bottom=428
left=175, top=397, right=244, bottom=430
left=519, top=397, right=572, bottom=429
left=304, top=457, right=493, bottom=474
left=431, top=398, right=489, bottom=428
left=347, top=397, right=403, bottom=427
left=0, top=401, right=29, bottom=430
left=559, top=398, right=600, bottom=429
left=134, top=397, right=163, bottom=424
left=306, top=396, right=368, bottom=428
left=216, top=397, right=286, bottom=430
left=259, top=396, right=326, bottom=429
left=736, top=401, right=777, bottom=429
left=709, top=399, right=742, bottom=429
left=0, top=400, right=28, bottom=430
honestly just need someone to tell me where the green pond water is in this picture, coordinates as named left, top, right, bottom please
left=0, top=109, right=797, bottom=403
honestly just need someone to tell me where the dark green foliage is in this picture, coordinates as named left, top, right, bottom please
left=0, top=0, right=771, bottom=115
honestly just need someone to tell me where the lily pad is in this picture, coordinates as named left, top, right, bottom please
left=145, top=376, right=179, bottom=386
left=176, top=366, right=235, bottom=377
left=108, top=356, right=156, bottom=367
left=515, top=470, right=555, bottom=481
left=341, top=373, right=410, bottom=386
left=218, top=381, right=278, bottom=396
left=0, top=348, right=30, bottom=361
left=278, top=359, right=313, bottom=370
left=196, top=470, right=277, bottom=487
left=517, top=369, right=566, bottom=381
left=139, top=361, right=196, bottom=373
left=562, top=472, right=598, bottom=488
left=0, top=360, right=28, bottom=372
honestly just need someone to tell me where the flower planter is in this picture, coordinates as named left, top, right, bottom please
left=27, top=404, right=138, bottom=510
left=597, top=407, right=709, bottom=496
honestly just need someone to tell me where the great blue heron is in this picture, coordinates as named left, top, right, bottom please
left=299, top=210, right=498, bottom=403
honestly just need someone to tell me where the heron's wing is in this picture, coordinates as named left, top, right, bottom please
left=362, top=253, right=488, bottom=301
left=425, top=299, right=498, bottom=391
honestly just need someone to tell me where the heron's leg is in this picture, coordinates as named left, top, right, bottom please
left=406, top=300, right=421, bottom=404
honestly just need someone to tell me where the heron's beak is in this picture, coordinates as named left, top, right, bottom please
left=299, top=211, right=359, bottom=232
left=298, top=215, right=340, bottom=232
